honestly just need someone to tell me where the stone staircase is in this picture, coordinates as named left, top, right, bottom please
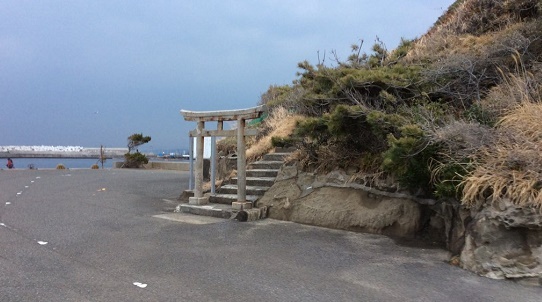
left=178, top=148, right=293, bottom=221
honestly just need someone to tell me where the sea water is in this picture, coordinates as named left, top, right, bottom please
left=2, top=158, right=119, bottom=169
left=1, top=157, right=188, bottom=170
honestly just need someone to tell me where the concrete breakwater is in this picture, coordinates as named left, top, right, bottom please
left=0, top=147, right=128, bottom=159
left=114, top=161, right=190, bottom=171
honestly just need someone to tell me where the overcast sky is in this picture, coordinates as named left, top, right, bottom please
left=1, top=0, right=455, bottom=151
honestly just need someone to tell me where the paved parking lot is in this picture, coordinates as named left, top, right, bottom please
left=1, top=169, right=540, bottom=301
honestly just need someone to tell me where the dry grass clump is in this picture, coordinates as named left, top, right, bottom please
left=430, top=120, right=495, bottom=159
left=482, top=82, right=524, bottom=119
left=410, top=29, right=537, bottom=107
left=430, top=0, right=539, bottom=37
left=481, top=62, right=541, bottom=120
left=246, top=106, right=303, bottom=161
left=448, top=0, right=538, bottom=35
left=291, top=144, right=348, bottom=174
left=406, top=0, right=540, bottom=64
left=408, top=23, right=532, bottom=66
left=499, top=101, right=542, bottom=141
left=217, top=136, right=237, bottom=156
left=462, top=102, right=542, bottom=209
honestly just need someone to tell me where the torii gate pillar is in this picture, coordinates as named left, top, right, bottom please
left=180, top=105, right=266, bottom=209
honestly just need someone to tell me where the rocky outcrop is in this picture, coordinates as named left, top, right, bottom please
left=460, top=199, right=542, bottom=283
left=257, top=165, right=424, bottom=238
left=427, top=201, right=471, bottom=255
left=256, top=162, right=541, bottom=285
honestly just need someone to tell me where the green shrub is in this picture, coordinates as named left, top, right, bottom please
left=56, top=164, right=66, bottom=170
left=295, top=116, right=330, bottom=144
left=123, top=152, right=149, bottom=168
left=327, top=105, right=388, bottom=153
left=382, top=124, right=438, bottom=195
left=464, top=103, right=496, bottom=126
left=91, top=164, right=100, bottom=169
left=366, top=110, right=405, bottom=138
left=432, top=160, right=473, bottom=199
left=271, top=136, right=297, bottom=148
left=387, top=38, right=414, bottom=63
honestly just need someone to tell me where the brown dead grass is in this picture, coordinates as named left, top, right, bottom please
left=217, top=136, right=237, bottom=156
left=499, top=100, right=542, bottom=141
left=406, top=1, right=540, bottom=63
left=462, top=102, right=542, bottom=209
left=246, top=106, right=304, bottom=162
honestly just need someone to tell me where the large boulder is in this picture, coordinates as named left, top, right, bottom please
left=257, top=165, right=422, bottom=238
left=460, top=198, right=542, bottom=282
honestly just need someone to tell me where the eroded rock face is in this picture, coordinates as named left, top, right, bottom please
left=428, top=201, right=471, bottom=255
left=460, top=199, right=542, bottom=281
left=257, top=163, right=542, bottom=284
left=257, top=165, right=422, bottom=238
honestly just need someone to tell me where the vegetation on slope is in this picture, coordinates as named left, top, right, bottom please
left=248, top=0, right=542, bottom=208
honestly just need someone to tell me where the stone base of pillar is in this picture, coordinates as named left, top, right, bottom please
left=189, top=196, right=209, bottom=205
left=232, top=201, right=253, bottom=210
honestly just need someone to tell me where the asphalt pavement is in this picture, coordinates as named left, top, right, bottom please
left=0, top=169, right=541, bottom=301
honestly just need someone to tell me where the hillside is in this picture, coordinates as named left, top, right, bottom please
left=229, top=0, right=542, bottom=282
left=250, top=0, right=542, bottom=209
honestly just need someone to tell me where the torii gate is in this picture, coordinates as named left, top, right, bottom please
left=180, top=105, right=266, bottom=210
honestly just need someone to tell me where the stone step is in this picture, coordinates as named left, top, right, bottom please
left=217, top=184, right=269, bottom=196
left=209, top=193, right=259, bottom=205
left=249, top=160, right=284, bottom=170
left=231, top=176, right=275, bottom=187
left=262, top=152, right=291, bottom=161
left=178, top=203, right=234, bottom=219
left=177, top=203, right=267, bottom=222
left=246, top=169, right=280, bottom=178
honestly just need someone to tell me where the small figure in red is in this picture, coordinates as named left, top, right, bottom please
left=6, top=158, right=14, bottom=169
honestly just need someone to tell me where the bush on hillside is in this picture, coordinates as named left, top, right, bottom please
left=382, top=124, right=439, bottom=195
left=270, top=136, right=297, bottom=148
left=242, top=0, right=542, bottom=203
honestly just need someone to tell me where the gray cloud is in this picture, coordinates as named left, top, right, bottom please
left=0, top=0, right=453, bottom=149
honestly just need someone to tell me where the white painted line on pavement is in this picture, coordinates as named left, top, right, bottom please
left=133, top=282, right=147, bottom=288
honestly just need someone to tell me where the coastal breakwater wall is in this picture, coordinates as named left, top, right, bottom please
left=0, top=147, right=128, bottom=159
left=113, top=161, right=190, bottom=171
